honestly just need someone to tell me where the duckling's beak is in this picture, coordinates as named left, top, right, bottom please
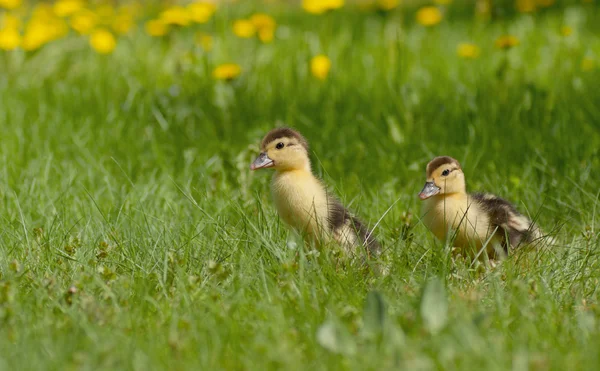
left=250, top=152, right=275, bottom=170
left=419, top=182, right=440, bottom=200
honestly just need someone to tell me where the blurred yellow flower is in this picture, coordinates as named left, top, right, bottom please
left=0, top=0, right=21, bottom=10
left=311, top=55, right=331, bottom=80
left=1, top=13, right=21, bottom=29
left=22, top=16, right=68, bottom=51
left=560, top=26, right=573, bottom=37
left=457, top=43, right=480, bottom=59
left=581, top=57, right=595, bottom=71
left=113, top=13, right=134, bottom=35
left=90, top=29, right=116, bottom=54
left=145, top=19, right=169, bottom=37
left=233, top=19, right=255, bottom=38
left=71, top=10, right=97, bottom=35
left=213, top=63, right=242, bottom=81
left=303, top=0, right=344, bottom=14
left=377, top=0, right=400, bottom=10
left=516, top=0, right=536, bottom=12
left=160, top=6, right=191, bottom=27
left=495, top=35, right=519, bottom=49
left=0, top=27, right=20, bottom=50
left=195, top=32, right=213, bottom=51
left=95, top=4, right=115, bottom=19
left=53, top=0, right=84, bottom=17
left=251, top=14, right=276, bottom=43
left=416, top=7, right=443, bottom=26
left=188, top=2, right=216, bottom=23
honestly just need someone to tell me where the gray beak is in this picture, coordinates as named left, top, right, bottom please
left=250, top=152, right=275, bottom=170
left=419, top=182, right=440, bottom=200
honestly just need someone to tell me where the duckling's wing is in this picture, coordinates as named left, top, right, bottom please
left=471, top=193, right=538, bottom=250
left=326, top=195, right=380, bottom=256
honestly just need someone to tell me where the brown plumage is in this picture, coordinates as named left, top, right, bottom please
left=251, top=127, right=379, bottom=256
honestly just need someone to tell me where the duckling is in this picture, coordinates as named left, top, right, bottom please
left=250, top=127, right=379, bottom=256
left=418, top=156, right=550, bottom=258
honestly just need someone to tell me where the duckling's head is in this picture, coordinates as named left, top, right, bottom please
left=419, top=156, right=466, bottom=200
left=250, top=128, right=310, bottom=172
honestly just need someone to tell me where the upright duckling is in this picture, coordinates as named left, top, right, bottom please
left=418, top=156, right=549, bottom=258
left=251, top=127, right=379, bottom=256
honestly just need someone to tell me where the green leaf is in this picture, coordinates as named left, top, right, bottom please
left=363, top=291, right=386, bottom=336
left=420, top=277, right=448, bottom=334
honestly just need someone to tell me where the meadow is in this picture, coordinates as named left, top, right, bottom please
left=1, top=0, right=600, bottom=370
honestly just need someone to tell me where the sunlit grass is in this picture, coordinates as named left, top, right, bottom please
left=0, top=1, right=599, bottom=370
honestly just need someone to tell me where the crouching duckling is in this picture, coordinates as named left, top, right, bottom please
left=251, top=127, right=380, bottom=257
left=418, top=156, right=551, bottom=258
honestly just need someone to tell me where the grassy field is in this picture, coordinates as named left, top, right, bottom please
left=1, top=1, right=600, bottom=370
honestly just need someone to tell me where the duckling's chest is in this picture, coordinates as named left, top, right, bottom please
left=422, top=195, right=491, bottom=247
left=271, top=171, right=329, bottom=234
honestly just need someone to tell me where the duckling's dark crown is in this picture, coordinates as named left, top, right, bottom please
left=426, top=156, right=461, bottom=176
left=261, top=127, right=309, bottom=151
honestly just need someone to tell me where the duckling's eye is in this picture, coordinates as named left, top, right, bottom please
left=276, top=142, right=285, bottom=150
left=442, top=169, right=450, bottom=176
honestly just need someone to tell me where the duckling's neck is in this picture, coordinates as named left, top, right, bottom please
left=275, top=161, right=312, bottom=174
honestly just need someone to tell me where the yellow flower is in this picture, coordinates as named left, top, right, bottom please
left=195, top=32, right=213, bottom=51
left=22, top=15, right=68, bottom=51
left=145, top=19, right=169, bottom=37
left=0, top=27, right=20, bottom=50
left=90, top=29, right=116, bottom=54
left=302, top=0, right=344, bottom=14
left=70, top=10, right=97, bottom=35
left=495, top=35, right=519, bottom=49
left=416, top=7, right=443, bottom=26
left=233, top=19, right=255, bottom=38
left=377, top=0, right=400, bottom=10
left=457, top=43, right=480, bottom=59
left=310, top=55, right=331, bottom=80
left=213, top=63, right=242, bottom=81
left=160, top=6, right=191, bottom=27
left=1, top=13, right=21, bottom=29
left=188, top=2, right=216, bottom=23
left=516, top=0, right=536, bottom=12
left=560, top=26, right=573, bottom=37
left=581, top=57, right=595, bottom=72
left=251, top=13, right=276, bottom=43
left=53, top=0, right=84, bottom=17
left=0, top=0, right=21, bottom=10
left=112, top=13, right=134, bottom=35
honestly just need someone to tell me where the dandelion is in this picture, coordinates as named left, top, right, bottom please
left=22, top=16, right=68, bottom=51
left=457, top=43, right=480, bottom=59
left=0, top=27, right=20, bottom=50
left=581, top=57, right=595, bottom=72
left=195, top=32, right=212, bottom=51
left=0, top=0, right=21, bottom=10
left=160, top=6, right=191, bottom=27
left=188, top=2, right=216, bottom=24
left=90, top=29, right=116, bottom=54
left=145, top=19, right=169, bottom=37
left=250, top=13, right=276, bottom=43
left=53, top=0, right=84, bottom=18
left=377, top=0, right=400, bottom=10
left=495, top=35, right=519, bottom=49
left=233, top=19, right=255, bottom=38
left=311, top=55, right=331, bottom=80
left=560, top=26, right=573, bottom=37
left=213, top=63, right=242, bottom=81
left=70, top=10, right=97, bottom=35
left=416, top=7, right=443, bottom=26
left=302, top=0, right=344, bottom=14
left=516, top=0, right=536, bottom=13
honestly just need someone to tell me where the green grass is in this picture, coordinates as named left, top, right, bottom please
left=1, top=3, right=600, bottom=370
